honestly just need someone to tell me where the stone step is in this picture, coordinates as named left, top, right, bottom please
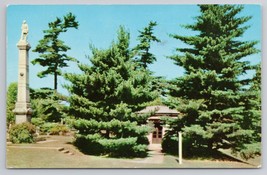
left=57, top=147, right=74, bottom=155
left=62, top=150, right=69, bottom=154
left=57, top=147, right=64, bottom=151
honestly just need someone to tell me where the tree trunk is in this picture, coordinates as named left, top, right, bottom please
left=54, top=71, right=57, bottom=91
left=207, top=140, right=213, bottom=150
left=105, top=130, right=110, bottom=139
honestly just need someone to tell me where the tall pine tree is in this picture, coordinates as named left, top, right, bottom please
left=64, top=27, right=157, bottom=157
left=32, top=13, right=79, bottom=91
left=133, top=21, right=166, bottom=97
left=163, top=5, right=260, bottom=158
left=134, top=21, right=161, bottom=69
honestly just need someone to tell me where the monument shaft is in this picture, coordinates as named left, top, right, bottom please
left=14, top=21, right=32, bottom=124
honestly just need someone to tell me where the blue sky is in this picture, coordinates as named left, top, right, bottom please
left=6, top=5, right=261, bottom=95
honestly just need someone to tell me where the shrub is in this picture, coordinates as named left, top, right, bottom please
left=99, top=137, right=137, bottom=157
left=40, top=122, right=57, bottom=133
left=100, top=137, right=148, bottom=157
left=9, top=122, right=36, bottom=144
left=162, top=133, right=178, bottom=155
left=162, top=132, right=197, bottom=158
left=74, top=135, right=148, bottom=157
left=74, top=134, right=103, bottom=155
left=31, top=117, right=45, bottom=127
left=137, top=136, right=149, bottom=145
left=133, top=144, right=148, bottom=157
left=39, top=122, right=70, bottom=135
left=49, top=124, right=69, bottom=135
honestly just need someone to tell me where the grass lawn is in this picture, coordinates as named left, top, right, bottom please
left=6, top=135, right=260, bottom=168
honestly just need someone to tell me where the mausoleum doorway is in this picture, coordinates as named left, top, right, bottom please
left=137, top=105, right=180, bottom=144
left=152, top=121, right=163, bottom=144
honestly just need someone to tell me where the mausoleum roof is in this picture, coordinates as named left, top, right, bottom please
left=137, top=105, right=180, bottom=114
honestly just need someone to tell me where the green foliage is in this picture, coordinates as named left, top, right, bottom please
left=73, top=119, right=150, bottom=137
left=251, top=64, right=261, bottom=91
left=49, top=124, right=69, bottom=135
left=32, top=12, right=79, bottom=90
left=74, top=133, right=105, bottom=155
left=31, top=117, right=45, bottom=127
left=9, top=123, right=36, bottom=144
left=164, top=5, right=260, bottom=159
left=240, top=63, right=261, bottom=142
left=133, top=144, right=148, bottom=157
left=146, top=97, right=164, bottom=106
left=99, top=137, right=142, bottom=157
left=6, top=82, right=17, bottom=126
left=65, top=26, right=157, bottom=157
left=162, top=131, right=197, bottom=157
left=30, top=87, right=54, bottom=99
left=31, top=88, right=67, bottom=123
left=74, top=134, right=148, bottom=157
left=133, top=21, right=161, bottom=69
left=238, top=142, right=261, bottom=160
left=39, top=122, right=57, bottom=133
left=37, top=122, right=69, bottom=135
left=161, top=133, right=178, bottom=155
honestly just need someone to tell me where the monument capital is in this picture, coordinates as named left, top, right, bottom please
left=16, top=42, right=31, bottom=50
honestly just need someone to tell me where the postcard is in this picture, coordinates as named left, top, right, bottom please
left=6, top=4, right=261, bottom=168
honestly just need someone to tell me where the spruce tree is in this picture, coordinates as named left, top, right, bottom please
left=237, top=63, right=261, bottom=159
left=241, top=64, right=261, bottom=140
left=32, top=13, right=79, bottom=90
left=163, top=5, right=260, bottom=157
left=64, top=27, right=157, bottom=157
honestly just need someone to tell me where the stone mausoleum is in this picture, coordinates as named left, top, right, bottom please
left=137, top=105, right=180, bottom=144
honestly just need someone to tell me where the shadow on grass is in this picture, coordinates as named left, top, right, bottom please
left=165, top=147, right=245, bottom=163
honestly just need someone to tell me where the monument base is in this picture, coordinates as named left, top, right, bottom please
left=13, top=102, right=32, bottom=124
left=15, top=114, right=31, bottom=124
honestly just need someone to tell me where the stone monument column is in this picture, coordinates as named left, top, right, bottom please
left=13, top=20, right=32, bottom=124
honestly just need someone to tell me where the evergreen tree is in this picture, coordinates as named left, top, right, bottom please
left=242, top=64, right=261, bottom=140
left=6, top=82, right=67, bottom=126
left=237, top=63, right=261, bottom=159
left=133, top=21, right=165, bottom=96
left=32, top=13, right=79, bottom=90
left=30, top=88, right=67, bottom=123
left=6, top=82, right=18, bottom=126
left=134, top=21, right=160, bottom=69
left=163, top=5, right=260, bottom=158
left=64, top=27, right=157, bottom=157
